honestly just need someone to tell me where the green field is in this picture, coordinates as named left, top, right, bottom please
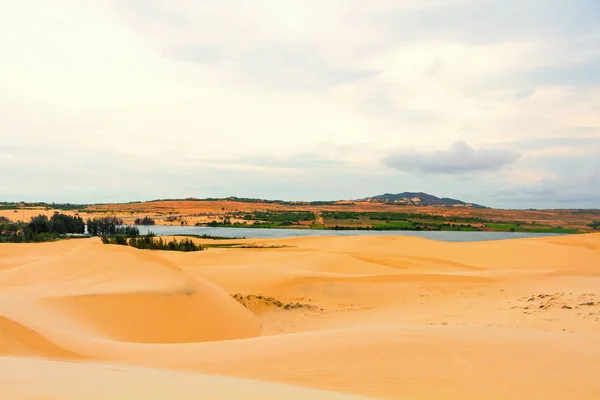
left=484, top=223, right=578, bottom=234
left=200, top=211, right=582, bottom=233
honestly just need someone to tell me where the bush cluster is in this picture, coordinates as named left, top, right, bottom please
left=101, top=234, right=204, bottom=252
left=134, top=216, right=155, bottom=225
left=86, top=217, right=139, bottom=237
left=30, top=213, right=85, bottom=235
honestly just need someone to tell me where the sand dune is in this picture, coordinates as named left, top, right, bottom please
left=41, top=290, right=260, bottom=343
left=1, top=234, right=599, bottom=398
left=0, top=242, right=260, bottom=345
left=0, top=315, right=83, bottom=360
left=0, top=357, right=371, bottom=400
left=157, top=325, right=600, bottom=399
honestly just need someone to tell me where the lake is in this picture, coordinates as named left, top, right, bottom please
left=135, top=225, right=566, bottom=243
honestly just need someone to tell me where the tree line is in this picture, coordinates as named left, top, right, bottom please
left=30, top=213, right=85, bottom=235
left=0, top=202, right=87, bottom=211
left=1, top=212, right=85, bottom=242
left=1, top=213, right=141, bottom=242
left=86, top=216, right=139, bottom=237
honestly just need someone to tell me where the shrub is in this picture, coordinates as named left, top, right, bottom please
left=134, top=216, right=155, bottom=225
left=101, top=235, right=204, bottom=252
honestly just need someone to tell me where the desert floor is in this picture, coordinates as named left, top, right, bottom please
left=1, top=234, right=599, bottom=399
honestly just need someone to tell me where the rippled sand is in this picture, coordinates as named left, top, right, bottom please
left=1, top=234, right=599, bottom=399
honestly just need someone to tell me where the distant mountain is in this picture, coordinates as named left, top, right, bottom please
left=123, top=193, right=486, bottom=208
left=359, top=192, right=486, bottom=208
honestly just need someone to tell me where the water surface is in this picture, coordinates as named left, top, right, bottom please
left=135, top=225, right=566, bottom=243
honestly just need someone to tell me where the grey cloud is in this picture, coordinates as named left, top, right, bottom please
left=514, top=133, right=600, bottom=149
left=176, top=45, right=230, bottom=64
left=521, top=62, right=600, bottom=87
left=381, top=0, right=600, bottom=44
left=384, top=141, right=520, bottom=174
left=173, top=40, right=379, bottom=90
left=521, top=173, right=600, bottom=198
left=117, top=2, right=381, bottom=90
left=232, top=42, right=378, bottom=89
left=117, top=0, right=600, bottom=94
left=186, top=153, right=351, bottom=170
left=244, top=154, right=349, bottom=169
left=488, top=173, right=600, bottom=208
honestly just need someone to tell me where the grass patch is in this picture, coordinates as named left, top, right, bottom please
left=372, top=221, right=419, bottom=230
left=238, top=244, right=292, bottom=249
left=174, top=234, right=244, bottom=240
left=201, top=243, right=292, bottom=249
left=322, top=211, right=491, bottom=224
left=235, top=210, right=315, bottom=224
left=485, top=223, right=578, bottom=234
left=232, top=294, right=314, bottom=311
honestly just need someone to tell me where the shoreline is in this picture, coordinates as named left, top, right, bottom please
left=135, top=225, right=572, bottom=242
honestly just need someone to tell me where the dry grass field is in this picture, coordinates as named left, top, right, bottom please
left=3, top=199, right=597, bottom=231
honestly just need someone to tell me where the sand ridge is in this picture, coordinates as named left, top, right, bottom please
left=0, top=233, right=599, bottom=398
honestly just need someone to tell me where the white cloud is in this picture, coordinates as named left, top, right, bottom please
left=0, top=0, right=599, bottom=207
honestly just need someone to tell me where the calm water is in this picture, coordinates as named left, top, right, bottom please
left=135, top=225, right=566, bottom=243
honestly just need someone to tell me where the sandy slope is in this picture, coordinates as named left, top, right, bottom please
left=0, top=357, right=369, bottom=400
left=1, top=234, right=599, bottom=399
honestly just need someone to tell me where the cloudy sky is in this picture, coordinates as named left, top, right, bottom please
left=1, top=0, right=599, bottom=208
